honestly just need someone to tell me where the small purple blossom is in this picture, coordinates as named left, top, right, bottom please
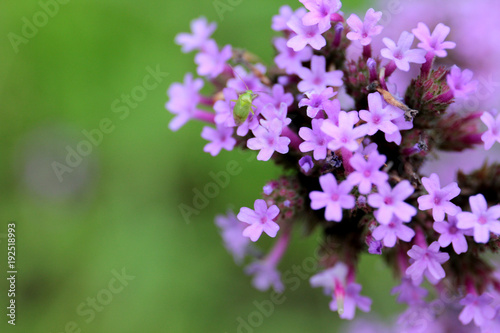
left=406, top=241, right=450, bottom=285
left=297, top=55, right=344, bottom=92
left=214, top=88, right=238, bottom=127
left=346, top=8, right=383, bottom=46
left=321, top=111, right=369, bottom=152
left=309, top=173, right=355, bottom=222
left=299, top=155, right=314, bottom=174
left=255, top=84, right=294, bottom=110
left=459, top=293, right=496, bottom=327
left=384, top=114, right=413, bottom=145
left=310, top=262, right=348, bottom=293
left=433, top=214, right=468, bottom=254
left=412, top=22, right=456, bottom=58
left=372, top=216, right=415, bottom=247
left=299, top=0, right=343, bottom=33
left=215, top=210, right=251, bottom=264
left=227, top=65, right=267, bottom=93
left=346, top=151, right=388, bottom=194
left=456, top=194, right=500, bottom=244
left=287, top=14, right=327, bottom=51
left=201, top=125, right=236, bottom=156
left=259, top=102, right=291, bottom=128
left=272, top=5, right=295, bottom=31
left=247, top=118, right=291, bottom=161
left=391, top=277, right=428, bottom=305
left=245, top=260, right=284, bottom=293
left=274, top=37, right=313, bottom=74
left=417, top=173, right=461, bottom=221
left=368, top=180, right=417, bottom=224
left=381, top=31, right=426, bottom=71
left=481, top=109, right=500, bottom=150
left=359, top=92, right=401, bottom=135
left=194, top=40, right=232, bottom=78
left=166, top=73, right=203, bottom=131
left=298, top=87, right=336, bottom=118
left=237, top=199, right=280, bottom=242
left=329, top=282, right=372, bottom=320
left=299, top=119, right=332, bottom=160
left=446, top=65, right=478, bottom=100
left=368, top=240, right=382, bottom=255
left=174, top=17, right=216, bottom=53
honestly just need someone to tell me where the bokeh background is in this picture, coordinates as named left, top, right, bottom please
left=1, top=0, right=498, bottom=332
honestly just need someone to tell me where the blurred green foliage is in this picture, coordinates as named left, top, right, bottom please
left=0, top=0, right=402, bottom=332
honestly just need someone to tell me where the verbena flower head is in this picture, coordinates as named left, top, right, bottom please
left=167, top=3, right=500, bottom=328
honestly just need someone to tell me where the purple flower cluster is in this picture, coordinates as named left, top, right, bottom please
left=167, top=2, right=500, bottom=329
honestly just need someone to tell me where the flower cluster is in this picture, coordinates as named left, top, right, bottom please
left=167, top=2, right=500, bottom=330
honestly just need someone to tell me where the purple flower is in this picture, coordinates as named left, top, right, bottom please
left=346, top=151, right=388, bottom=194
left=433, top=214, right=468, bottom=254
left=174, top=16, right=216, bottom=53
left=481, top=109, right=500, bottom=150
left=456, top=194, right=500, bottom=244
left=309, top=173, right=355, bottom=222
left=227, top=65, right=267, bottom=93
left=406, top=241, right=450, bottom=285
left=259, top=102, right=291, bottom=128
left=214, top=87, right=238, bottom=127
left=287, top=14, right=327, bottom=51
left=166, top=73, right=203, bottom=131
left=391, top=277, right=428, bottom=305
left=384, top=114, right=413, bottom=145
left=359, top=92, right=402, bottom=135
left=215, top=210, right=251, bottom=264
left=446, top=65, right=478, bottom=99
left=297, top=55, right=343, bottom=92
left=372, top=216, right=415, bottom=247
left=194, top=40, right=232, bottom=78
left=247, top=118, right=291, bottom=161
left=298, top=87, right=336, bottom=118
left=346, top=8, right=383, bottom=46
left=255, top=84, right=294, bottom=110
left=299, top=155, right=314, bottom=174
left=412, top=22, right=456, bottom=58
left=274, top=37, right=313, bottom=75
left=300, top=0, right=343, bottom=33
left=245, top=260, right=284, bottom=292
left=310, top=262, right=348, bottom=293
left=321, top=111, right=369, bottom=152
left=272, top=5, right=295, bottom=31
left=368, top=180, right=417, bottom=224
left=201, top=125, right=236, bottom=156
left=381, top=31, right=426, bottom=71
left=237, top=199, right=280, bottom=242
left=417, top=173, right=461, bottom=221
left=329, top=282, right=372, bottom=320
left=299, top=119, right=332, bottom=160
left=323, top=98, right=342, bottom=123
left=459, top=293, right=496, bottom=327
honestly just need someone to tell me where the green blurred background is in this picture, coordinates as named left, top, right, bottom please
left=0, top=0, right=402, bottom=332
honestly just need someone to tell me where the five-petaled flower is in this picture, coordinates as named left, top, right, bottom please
left=237, top=199, right=280, bottom=242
